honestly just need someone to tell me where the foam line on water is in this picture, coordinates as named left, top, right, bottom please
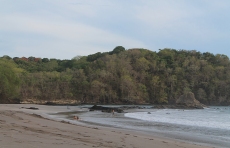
left=124, top=107, right=230, bottom=130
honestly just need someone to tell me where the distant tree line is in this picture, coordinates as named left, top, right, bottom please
left=1, top=46, right=230, bottom=105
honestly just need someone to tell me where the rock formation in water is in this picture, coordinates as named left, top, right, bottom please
left=176, top=92, right=206, bottom=109
left=89, top=105, right=124, bottom=113
left=154, top=92, right=206, bottom=109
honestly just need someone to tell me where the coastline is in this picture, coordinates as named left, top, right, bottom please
left=0, top=104, right=213, bottom=148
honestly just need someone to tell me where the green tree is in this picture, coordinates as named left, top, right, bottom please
left=0, top=59, right=22, bottom=103
left=110, top=46, right=125, bottom=55
left=71, top=69, right=89, bottom=103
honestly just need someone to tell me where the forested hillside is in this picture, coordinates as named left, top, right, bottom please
left=1, top=47, right=230, bottom=105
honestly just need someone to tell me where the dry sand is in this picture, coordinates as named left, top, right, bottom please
left=0, top=104, right=212, bottom=148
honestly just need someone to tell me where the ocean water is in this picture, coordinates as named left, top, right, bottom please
left=125, top=107, right=230, bottom=130
left=48, top=106, right=230, bottom=148
left=124, top=106, right=230, bottom=147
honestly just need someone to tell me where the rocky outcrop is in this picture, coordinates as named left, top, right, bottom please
left=176, top=92, right=205, bottom=109
left=153, top=104, right=204, bottom=109
left=20, top=99, right=80, bottom=105
left=154, top=92, right=206, bottom=109
left=89, top=105, right=124, bottom=113
left=21, top=107, right=39, bottom=110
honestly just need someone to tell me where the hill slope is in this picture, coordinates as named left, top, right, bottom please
left=1, top=47, right=230, bottom=105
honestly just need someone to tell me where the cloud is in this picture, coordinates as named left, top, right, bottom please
left=132, top=0, right=230, bottom=49
left=0, top=10, right=146, bottom=59
left=135, top=1, right=201, bottom=36
left=1, top=0, right=230, bottom=58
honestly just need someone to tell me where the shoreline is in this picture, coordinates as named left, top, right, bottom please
left=70, top=106, right=229, bottom=148
left=0, top=104, right=214, bottom=148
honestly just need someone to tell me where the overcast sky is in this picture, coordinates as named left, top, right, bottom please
left=1, top=0, right=230, bottom=59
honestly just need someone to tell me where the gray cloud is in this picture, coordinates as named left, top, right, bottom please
left=1, top=0, right=230, bottom=59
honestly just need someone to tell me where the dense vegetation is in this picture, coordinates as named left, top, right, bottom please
left=1, top=47, right=230, bottom=105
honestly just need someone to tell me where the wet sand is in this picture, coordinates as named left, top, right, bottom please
left=0, top=104, right=212, bottom=148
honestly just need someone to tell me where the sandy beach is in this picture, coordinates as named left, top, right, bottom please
left=0, top=104, right=212, bottom=148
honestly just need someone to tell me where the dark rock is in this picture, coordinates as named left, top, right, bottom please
left=89, top=105, right=124, bottom=113
left=119, top=105, right=150, bottom=110
left=27, top=107, right=39, bottom=110
left=153, top=104, right=204, bottom=109
left=45, top=102, right=57, bottom=105
left=21, top=107, right=39, bottom=110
